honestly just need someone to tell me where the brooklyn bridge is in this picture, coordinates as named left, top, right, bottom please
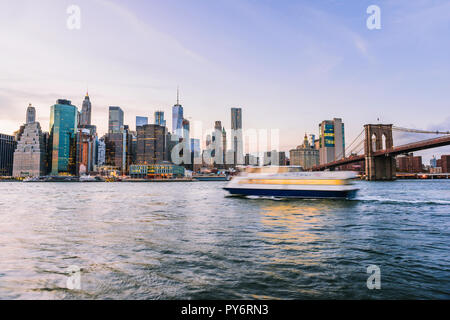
left=311, top=124, right=450, bottom=180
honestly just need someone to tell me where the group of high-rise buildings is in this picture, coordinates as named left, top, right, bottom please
left=0, top=90, right=245, bottom=178
left=289, top=118, right=345, bottom=169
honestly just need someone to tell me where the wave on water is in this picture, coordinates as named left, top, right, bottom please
left=354, top=196, right=450, bottom=205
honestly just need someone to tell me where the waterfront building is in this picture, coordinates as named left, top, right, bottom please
left=105, top=125, right=133, bottom=175
left=136, top=124, right=167, bottom=165
left=49, top=99, right=78, bottom=175
left=396, top=153, right=423, bottom=173
left=155, top=111, right=166, bottom=127
left=108, top=106, right=124, bottom=134
left=26, top=104, right=36, bottom=124
left=129, top=163, right=185, bottom=179
left=105, top=133, right=126, bottom=173
left=290, top=134, right=320, bottom=169
left=136, top=116, right=148, bottom=129
left=0, top=134, right=16, bottom=176
left=97, top=137, right=106, bottom=167
left=80, top=92, right=92, bottom=126
left=76, top=128, right=96, bottom=175
left=430, top=156, right=437, bottom=168
left=319, top=118, right=345, bottom=165
left=12, top=123, right=46, bottom=177
left=231, top=107, right=244, bottom=165
left=440, top=155, right=450, bottom=173
left=430, top=167, right=443, bottom=174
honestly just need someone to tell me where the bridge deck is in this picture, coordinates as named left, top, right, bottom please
left=312, top=135, right=450, bottom=171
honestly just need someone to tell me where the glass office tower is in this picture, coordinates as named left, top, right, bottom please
left=49, top=99, right=78, bottom=175
left=172, top=105, right=183, bottom=137
left=109, top=106, right=124, bottom=134
left=155, top=111, right=166, bottom=127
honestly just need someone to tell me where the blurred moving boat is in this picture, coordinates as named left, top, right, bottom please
left=224, top=167, right=359, bottom=199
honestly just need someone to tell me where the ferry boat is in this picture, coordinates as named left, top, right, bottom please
left=224, top=167, right=359, bottom=199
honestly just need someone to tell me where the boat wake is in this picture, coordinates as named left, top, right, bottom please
left=354, top=196, right=450, bottom=205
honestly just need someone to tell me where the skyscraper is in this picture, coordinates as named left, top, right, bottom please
left=80, top=92, right=92, bottom=126
left=109, top=106, right=124, bottom=134
left=105, top=125, right=132, bottom=175
left=136, top=116, right=148, bottom=129
left=231, top=107, right=243, bottom=165
left=26, top=104, right=36, bottom=124
left=12, top=122, right=46, bottom=177
left=319, top=118, right=345, bottom=165
left=49, top=99, right=78, bottom=175
left=155, top=111, right=166, bottom=127
left=136, top=124, right=167, bottom=165
left=172, top=89, right=183, bottom=137
left=76, top=128, right=96, bottom=175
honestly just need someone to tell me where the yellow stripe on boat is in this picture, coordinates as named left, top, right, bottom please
left=239, top=179, right=349, bottom=185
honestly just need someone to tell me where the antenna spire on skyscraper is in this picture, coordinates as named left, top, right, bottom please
left=177, top=86, right=180, bottom=105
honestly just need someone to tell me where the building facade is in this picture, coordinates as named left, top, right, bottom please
left=290, top=134, right=319, bottom=169
left=172, top=105, right=183, bottom=137
left=108, top=106, right=124, bottom=134
left=319, top=118, right=345, bottom=165
left=155, top=111, right=166, bottom=127
left=396, top=153, right=423, bottom=173
left=49, top=100, right=78, bottom=175
left=12, top=123, right=46, bottom=177
left=80, top=93, right=92, bottom=126
left=76, top=128, right=96, bottom=175
left=0, top=134, right=16, bottom=176
left=105, top=126, right=133, bottom=175
left=440, top=155, right=450, bottom=173
left=136, top=124, right=167, bottom=165
left=26, top=104, right=36, bottom=124
left=97, top=137, right=106, bottom=167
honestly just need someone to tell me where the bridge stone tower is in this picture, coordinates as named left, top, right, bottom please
left=364, top=124, right=396, bottom=181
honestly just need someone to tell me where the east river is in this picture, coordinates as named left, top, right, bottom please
left=0, top=180, right=448, bottom=299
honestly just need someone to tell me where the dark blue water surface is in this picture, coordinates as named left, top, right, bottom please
left=0, top=180, right=449, bottom=299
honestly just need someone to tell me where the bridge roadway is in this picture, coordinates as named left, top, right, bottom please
left=312, top=135, right=450, bottom=171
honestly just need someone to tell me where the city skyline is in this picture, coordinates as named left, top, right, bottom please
left=1, top=0, right=450, bottom=160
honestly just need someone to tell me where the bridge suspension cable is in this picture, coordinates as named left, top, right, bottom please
left=334, top=129, right=364, bottom=160
left=393, top=126, right=450, bottom=135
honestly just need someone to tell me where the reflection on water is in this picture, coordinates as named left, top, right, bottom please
left=0, top=180, right=449, bottom=299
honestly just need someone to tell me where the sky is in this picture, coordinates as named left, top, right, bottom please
left=0, top=0, right=449, bottom=160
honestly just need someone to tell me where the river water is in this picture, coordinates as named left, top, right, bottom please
left=0, top=180, right=449, bottom=299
